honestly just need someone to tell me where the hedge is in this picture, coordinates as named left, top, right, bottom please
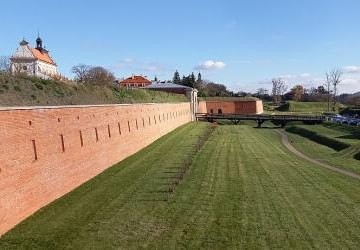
left=286, top=126, right=351, bottom=151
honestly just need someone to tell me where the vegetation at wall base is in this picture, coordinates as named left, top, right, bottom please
left=0, top=74, right=187, bottom=106
left=2, top=123, right=360, bottom=248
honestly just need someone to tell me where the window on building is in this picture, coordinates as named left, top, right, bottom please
left=22, top=66, right=27, bottom=70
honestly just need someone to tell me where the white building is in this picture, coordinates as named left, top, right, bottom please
left=10, top=36, right=59, bottom=79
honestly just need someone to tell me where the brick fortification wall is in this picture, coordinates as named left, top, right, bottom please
left=198, top=100, right=263, bottom=114
left=0, top=103, right=191, bottom=235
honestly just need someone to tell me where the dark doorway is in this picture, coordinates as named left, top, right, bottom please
left=210, top=109, right=213, bottom=114
left=218, top=109, right=222, bottom=114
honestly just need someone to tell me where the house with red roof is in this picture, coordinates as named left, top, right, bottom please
left=117, top=75, right=151, bottom=88
left=10, top=36, right=59, bottom=79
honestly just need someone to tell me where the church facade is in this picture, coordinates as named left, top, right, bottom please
left=10, top=36, right=59, bottom=79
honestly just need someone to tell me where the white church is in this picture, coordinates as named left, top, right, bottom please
left=10, top=36, right=59, bottom=79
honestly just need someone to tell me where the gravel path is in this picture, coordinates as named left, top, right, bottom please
left=276, top=129, right=360, bottom=181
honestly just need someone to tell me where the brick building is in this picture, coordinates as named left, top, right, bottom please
left=198, top=98, right=263, bottom=114
left=117, top=75, right=151, bottom=88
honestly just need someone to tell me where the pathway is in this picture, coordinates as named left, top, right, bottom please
left=276, top=129, right=360, bottom=181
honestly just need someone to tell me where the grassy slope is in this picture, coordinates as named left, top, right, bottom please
left=2, top=124, right=360, bottom=248
left=0, top=74, right=187, bottom=106
left=286, top=124, right=360, bottom=174
left=287, top=101, right=345, bottom=114
left=264, top=101, right=346, bottom=114
left=288, top=101, right=331, bottom=113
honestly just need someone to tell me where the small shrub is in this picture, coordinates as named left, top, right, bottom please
left=40, top=79, right=51, bottom=85
left=2, top=84, right=9, bottom=90
left=35, top=82, right=43, bottom=90
left=54, top=88, right=65, bottom=97
left=276, top=102, right=290, bottom=111
left=31, top=94, right=36, bottom=100
left=13, top=85, right=21, bottom=92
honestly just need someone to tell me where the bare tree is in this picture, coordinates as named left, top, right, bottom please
left=71, top=64, right=91, bottom=83
left=290, top=85, right=305, bottom=102
left=257, top=88, right=268, bottom=96
left=326, top=68, right=343, bottom=112
left=0, top=56, right=11, bottom=74
left=86, top=66, right=115, bottom=85
left=272, top=78, right=288, bottom=104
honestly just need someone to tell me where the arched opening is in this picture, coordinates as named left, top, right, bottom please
left=218, top=109, right=222, bottom=114
left=210, top=109, right=213, bottom=114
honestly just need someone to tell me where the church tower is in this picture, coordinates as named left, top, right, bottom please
left=10, top=34, right=59, bottom=79
left=36, top=35, right=43, bottom=51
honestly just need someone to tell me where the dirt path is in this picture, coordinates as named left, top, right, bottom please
left=275, top=130, right=360, bottom=181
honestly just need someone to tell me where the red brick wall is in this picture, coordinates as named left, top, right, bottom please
left=0, top=103, right=191, bottom=235
left=198, top=100, right=263, bottom=114
left=197, top=101, right=207, bottom=113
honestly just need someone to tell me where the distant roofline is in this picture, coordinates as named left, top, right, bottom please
left=143, top=81, right=192, bottom=89
left=119, top=75, right=151, bottom=84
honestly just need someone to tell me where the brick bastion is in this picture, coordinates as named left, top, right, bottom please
left=0, top=102, right=191, bottom=235
left=197, top=98, right=264, bottom=114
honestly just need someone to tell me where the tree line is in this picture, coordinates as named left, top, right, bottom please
left=172, top=70, right=234, bottom=97
left=2, top=56, right=358, bottom=107
left=255, top=68, right=357, bottom=110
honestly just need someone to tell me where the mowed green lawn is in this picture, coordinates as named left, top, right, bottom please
left=2, top=123, right=360, bottom=249
left=286, top=124, right=360, bottom=174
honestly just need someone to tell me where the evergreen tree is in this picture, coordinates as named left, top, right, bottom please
left=195, top=72, right=203, bottom=89
left=189, top=72, right=196, bottom=88
left=197, top=72, right=202, bottom=82
left=173, top=70, right=181, bottom=84
left=181, top=75, right=188, bottom=86
left=154, top=75, right=158, bottom=82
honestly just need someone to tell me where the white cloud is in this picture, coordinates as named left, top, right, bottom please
left=142, top=63, right=164, bottom=72
left=195, top=60, right=226, bottom=71
left=300, top=73, right=311, bottom=77
left=122, top=58, right=134, bottom=64
left=341, top=77, right=360, bottom=93
left=343, top=66, right=360, bottom=74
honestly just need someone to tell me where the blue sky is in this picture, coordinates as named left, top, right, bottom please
left=1, top=0, right=360, bottom=93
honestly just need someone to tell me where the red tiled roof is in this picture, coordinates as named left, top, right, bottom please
left=31, top=48, right=56, bottom=65
left=120, top=75, right=151, bottom=85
